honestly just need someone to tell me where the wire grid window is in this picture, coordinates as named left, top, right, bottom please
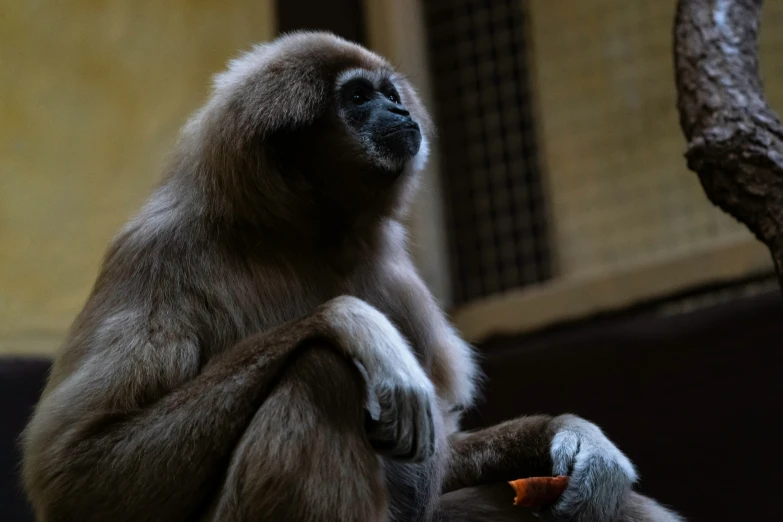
left=423, top=0, right=552, bottom=305
left=527, top=0, right=783, bottom=279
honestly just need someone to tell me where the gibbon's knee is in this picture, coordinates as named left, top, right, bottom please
left=206, top=343, right=389, bottom=522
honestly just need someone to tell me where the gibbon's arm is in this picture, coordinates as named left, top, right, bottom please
left=376, top=255, right=684, bottom=521
left=443, top=416, right=556, bottom=493
left=443, top=418, right=686, bottom=522
left=368, top=249, right=479, bottom=415
left=22, top=295, right=433, bottom=522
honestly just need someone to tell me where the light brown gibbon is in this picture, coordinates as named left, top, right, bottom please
left=22, top=32, right=684, bottom=522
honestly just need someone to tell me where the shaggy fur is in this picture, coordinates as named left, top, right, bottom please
left=22, top=32, right=683, bottom=522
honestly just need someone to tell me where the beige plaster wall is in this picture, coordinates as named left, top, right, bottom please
left=0, top=0, right=275, bottom=355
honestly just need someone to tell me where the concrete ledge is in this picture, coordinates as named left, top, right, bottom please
left=451, top=238, right=774, bottom=342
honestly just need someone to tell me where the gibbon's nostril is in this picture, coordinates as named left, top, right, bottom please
left=389, top=106, right=410, bottom=117
left=384, top=100, right=410, bottom=117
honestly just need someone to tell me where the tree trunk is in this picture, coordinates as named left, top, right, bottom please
left=674, top=0, right=783, bottom=290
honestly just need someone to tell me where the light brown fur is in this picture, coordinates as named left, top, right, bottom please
left=22, top=32, right=683, bottom=522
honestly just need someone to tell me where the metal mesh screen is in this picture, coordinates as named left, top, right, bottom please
left=423, top=0, right=552, bottom=305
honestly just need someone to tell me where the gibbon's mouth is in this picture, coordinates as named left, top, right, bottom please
left=376, top=124, right=422, bottom=164
left=380, top=121, right=420, bottom=139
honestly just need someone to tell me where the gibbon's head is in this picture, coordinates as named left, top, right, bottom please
left=176, top=31, right=434, bottom=229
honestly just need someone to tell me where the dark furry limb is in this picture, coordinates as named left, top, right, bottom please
left=436, top=483, right=540, bottom=522
left=435, top=485, right=685, bottom=522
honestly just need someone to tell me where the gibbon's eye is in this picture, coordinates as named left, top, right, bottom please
left=387, top=91, right=401, bottom=104
left=351, top=88, right=371, bottom=105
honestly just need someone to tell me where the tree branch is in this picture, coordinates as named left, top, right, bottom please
left=674, top=0, right=783, bottom=289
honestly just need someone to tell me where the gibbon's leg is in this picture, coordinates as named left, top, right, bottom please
left=205, top=343, right=389, bottom=522
left=434, top=483, right=540, bottom=522
left=434, top=486, right=684, bottom=522
left=618, top=492, right=685, bottom=522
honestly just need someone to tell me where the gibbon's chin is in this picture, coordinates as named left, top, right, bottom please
left=370, top=126, right=422, bottom=184
left=378, top=123, right=422, bottom=161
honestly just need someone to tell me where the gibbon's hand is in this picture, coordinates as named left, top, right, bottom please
left=543, top=414, right=637, bottom=522
left=319, top=296, right=437, bottom=463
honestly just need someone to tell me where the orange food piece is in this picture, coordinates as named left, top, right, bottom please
left=508, top=476, right=569, bottom=507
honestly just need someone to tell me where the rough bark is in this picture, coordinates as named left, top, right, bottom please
left=674, top=0, right=783, bottom=289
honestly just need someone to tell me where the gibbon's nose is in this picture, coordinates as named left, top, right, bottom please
left=382, top=98, right=410, bottom=117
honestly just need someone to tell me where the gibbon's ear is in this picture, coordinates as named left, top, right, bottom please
left=210, top=31, right=391, bottom=140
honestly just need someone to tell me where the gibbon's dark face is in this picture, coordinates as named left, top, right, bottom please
left=336, top=73, right=422, bottom=180
left=219, top=32, right=433, bottom=216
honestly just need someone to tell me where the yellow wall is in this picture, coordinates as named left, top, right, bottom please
left=0, top=0, right=275, bottom=355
